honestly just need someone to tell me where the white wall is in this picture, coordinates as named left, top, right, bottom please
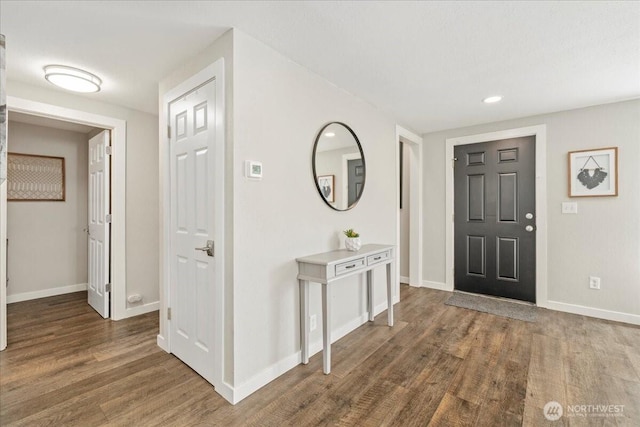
left=422, top=99, right=640, bottom=322
left=6, top=121, right=88, bottom=301
left=159, top=28, right=399, bottom=402
left=6, top=81, right=160, bottom=312
left=232, top=30, right=397, bottom=390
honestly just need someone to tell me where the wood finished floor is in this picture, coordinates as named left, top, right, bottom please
left=1, top=287, right=639, bottom=426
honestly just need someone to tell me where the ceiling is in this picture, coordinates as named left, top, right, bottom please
left=2, top=1, right=639, bottom=134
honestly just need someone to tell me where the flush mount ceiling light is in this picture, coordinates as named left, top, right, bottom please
left=44, top=65, right=102, bottom=93
left=483, top=95, right=503, bottom=104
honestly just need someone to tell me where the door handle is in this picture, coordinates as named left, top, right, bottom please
left=195, top=240, right=214, bottom=257
left=525, top=225, right=534, bottom=232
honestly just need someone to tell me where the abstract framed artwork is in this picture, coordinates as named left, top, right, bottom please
left=7, top=153, right=66, bottom=201
left=568, top=147, right=618, bottom=197
left=317, top=174, right=335, bottom=203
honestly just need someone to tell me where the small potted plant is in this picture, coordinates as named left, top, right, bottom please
left=343, top=228, right=361, bottom=252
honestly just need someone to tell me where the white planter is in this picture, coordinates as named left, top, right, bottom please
left=345, top=237, right=361, bottom=252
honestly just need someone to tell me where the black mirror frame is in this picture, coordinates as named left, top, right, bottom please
left=312, top=122, right=366, bottom=211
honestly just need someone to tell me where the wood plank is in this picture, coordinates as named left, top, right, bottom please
left=427, top=392, right=480, bottom=427
left=390, top=350, right=464, bottom=426
left=1, top=287, right=639, bottom=426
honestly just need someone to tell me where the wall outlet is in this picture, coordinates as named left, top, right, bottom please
left=589, top=276, right=601, bottom=290
left=310, top=314, right=317, bottom=332
left=562, top=202, right=578, bottom=214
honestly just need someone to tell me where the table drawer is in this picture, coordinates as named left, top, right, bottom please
left=367, top=250, right=390, bottom=266
left=335, top=257, right=365, bottom=276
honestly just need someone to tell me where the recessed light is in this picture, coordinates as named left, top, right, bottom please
left=44, top=65, right=102, bottom=93
left=483, top=95, right=502, bottom=104
left=324, top=132, right=336, bottom=137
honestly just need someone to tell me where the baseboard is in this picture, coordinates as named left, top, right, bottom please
left=420, top=280, right=452, bottom=291
left=545, top=300, right=640, bottom=326
left=156, top=334, right=168, bottom=352
left=156, top=333, right=235, bottom=404
left=400, top=275, right=410, bottom=284
left=214, top=380, right=236, bottom=404
left=230, top=299, right=393, bottom=404
left=231, top=350, right=301, bottom=404
left=7, top=283, right=87, bottom=304
left=125, top=301, right=159, bottom=317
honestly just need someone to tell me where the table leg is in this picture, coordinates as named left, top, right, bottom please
left=322, top=282, right=331, bottom=374
left=300, top=279, right=309, bottom=364
left=386, top=262, right=394, bottom=327
left=366, top=270, right=374, bottom=321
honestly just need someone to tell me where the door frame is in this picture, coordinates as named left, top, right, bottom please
left=395, top=125, right=423, bottom=288
left=1, top=97, right=127, bottom=350
left=159, top=59, right=226, bottom=396
left=445, top=125, right=548, bottom=306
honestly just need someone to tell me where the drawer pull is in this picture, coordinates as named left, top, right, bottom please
left=373, top=256, right=381, bottom=261
left=345, top=264, right=356, bottom=269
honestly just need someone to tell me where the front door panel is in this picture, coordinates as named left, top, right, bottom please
left=454, top=137, right=536, bottom=302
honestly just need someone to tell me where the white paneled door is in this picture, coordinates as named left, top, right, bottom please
left=88, top=130, right=111, bottom=318
left=169, top=79, right=217, bottom=383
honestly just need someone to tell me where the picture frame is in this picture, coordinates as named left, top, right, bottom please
left=317, top=174, right=335, bottom=203
left=568, top=147, right=618, bottom=197
left=7, top=152, right=66, bottom=201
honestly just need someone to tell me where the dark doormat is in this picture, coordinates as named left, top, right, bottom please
left=445, top=292, right=537, bottom=322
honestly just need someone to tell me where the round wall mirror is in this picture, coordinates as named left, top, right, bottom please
left=312, top=122, right=366, bottom=211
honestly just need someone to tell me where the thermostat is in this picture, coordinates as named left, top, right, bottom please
left=245, top=160, right=263, bottom=179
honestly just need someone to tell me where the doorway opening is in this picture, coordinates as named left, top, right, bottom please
left=445, top=125, right=548, bottom=306
left=399, top=141, right=410, bottom=284
left=160, top=59, right=228, bottom=400
left=1, top=97, right=127, bottom=351
left=453, top=137, right=536, bottom=303
left=395, top=126, right=423, bottom=290
left=5, top=113, right=111, bottom=317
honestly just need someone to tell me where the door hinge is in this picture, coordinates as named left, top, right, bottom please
left=167, top=307, right=172, bottom=320
left=452, top=157, right=458, bottom=168
left=167, top=126, right=171, bottom=138
left=105, top=283, right=112, bottom=292
left=105, top=146, right=113, bottom=156
left=105, top=214, right=112, bottom=223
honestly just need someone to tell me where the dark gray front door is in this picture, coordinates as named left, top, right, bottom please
left=454, top=136, right=536, bottom=303
left=348, top=159, right=364, bottom=206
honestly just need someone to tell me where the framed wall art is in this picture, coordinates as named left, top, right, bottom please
left=317, top=174, right=335, bottom=203
left=568, top=147, right=618, bottom=197
left=7, top=152, right=66, bottom=201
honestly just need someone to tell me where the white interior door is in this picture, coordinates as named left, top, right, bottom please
left=169, top=79, right=217, bottom=383
left=88, top=130, right=110, bottom=318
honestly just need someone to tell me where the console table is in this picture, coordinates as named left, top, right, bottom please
left=296, top=244, right=396, bottom=374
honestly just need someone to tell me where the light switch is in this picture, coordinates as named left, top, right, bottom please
left=562, top=202, right=578, bottom=214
